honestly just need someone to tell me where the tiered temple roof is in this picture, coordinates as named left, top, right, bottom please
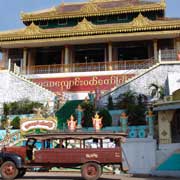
left=0, top=0, right=180, bottom=48
left=21, top=0, right=166, bottom=21
left=0, top=14, right=180, bottom=41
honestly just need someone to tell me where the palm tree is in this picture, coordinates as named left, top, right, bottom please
left=149, top=83, right=165, bottom=100
left=117, top=90, right=146, bottom=125
left=118, top=90, right=137, bottom=109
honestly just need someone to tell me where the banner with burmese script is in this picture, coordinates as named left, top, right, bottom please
left=32, top=74, right=135, bottom=93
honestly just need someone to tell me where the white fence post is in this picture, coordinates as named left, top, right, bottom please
left=158, top=49, right=161, bottom=63
left=8, top=58, right=11, bottom=71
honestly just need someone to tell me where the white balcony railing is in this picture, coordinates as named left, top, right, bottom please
left=28, top=59, right=155, bottom=74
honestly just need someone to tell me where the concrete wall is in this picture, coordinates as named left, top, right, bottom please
left=152, top=143, right=180, bottom=177
left=156, top=143, right=180, bottom=166
left=168, top=72, right=180, bottom=95
left=0, top=70, right=55, bottom=106
left=101, top=63, right=180, bottom=104
left=122, top=138, right=156, bottom=174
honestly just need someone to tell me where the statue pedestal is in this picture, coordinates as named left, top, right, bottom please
left=146, top=110, right=155, bottom=137
left=120, top=112, right=128, bottom=133
left=76, top=124, right=82, bottom=130
left=76, top=105, right=83, bottom=129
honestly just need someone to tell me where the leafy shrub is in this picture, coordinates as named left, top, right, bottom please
left=98, top=109, right=112, bottom=127
left=117, top=91, right=147, bottom=125
left=3, top=99, right=43, bottom=115
left=107, top=95, right=114, bottom=110
left=80, top=101, right=95, bottom=127
left=11, top=116, right=20, bottom=129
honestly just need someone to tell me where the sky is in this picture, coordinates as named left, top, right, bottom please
left=0, top=0, right=179, bottom=31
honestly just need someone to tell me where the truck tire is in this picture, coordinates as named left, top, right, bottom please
left=81, top=162, right=101, bottom=180
left=16, top=168, right=26, bottom=178
left=0, top=161, right=19, bottom=179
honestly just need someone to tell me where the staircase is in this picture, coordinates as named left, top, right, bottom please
left=56, top=100, right=83, bottom=129
left=9, top=70, right=55, bottom=96
left=101, top=61, right=180, bottom=104
left=0, top=69, right=55, bottom=105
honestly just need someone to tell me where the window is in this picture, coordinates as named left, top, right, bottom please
left=39, top=21, right=48, bottom=27
left=117, top=14, right=128, bottom=21
left=97, top=16, right=107, bottom=23
left=58, top=19, right=67, bottom=25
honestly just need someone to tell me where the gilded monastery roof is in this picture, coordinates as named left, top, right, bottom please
left=0, top=14, right=180, bottom=43
left=21, top=0, right=166, bottom=21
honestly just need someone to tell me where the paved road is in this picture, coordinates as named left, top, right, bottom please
left=12, top=172, right=178, bottom=180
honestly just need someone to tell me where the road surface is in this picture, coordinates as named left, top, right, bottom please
left=13, top=172, right=178, bottom=180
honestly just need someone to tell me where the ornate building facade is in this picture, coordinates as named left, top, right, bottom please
left=0, top=0, right=180, bottom=98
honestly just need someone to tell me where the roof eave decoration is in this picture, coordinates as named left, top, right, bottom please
left=73, top=18, right=96, bottom=31
left=23, top=22, right=42, bottom=35
left=21, top=1, right=166, bottom=22
left=130, top=13, right=152, bottom=27
left=81, top=2, right=101, bottom=13
left=1, top=14, right=180, bottom=42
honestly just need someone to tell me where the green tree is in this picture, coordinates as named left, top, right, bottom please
left=98, top=109, right=112, bottom=127
left=117, top=91, right=147, bottom=125
left=117, top=90, right=137, bottom=109
left=3, top=103, right=10, bottom=116
left=107, top=95, right=114, bottom=110
left=0, top=116, right=7, bottom=129
left=11, top=116, right=21, bottom=129
left=3, top=99, right=43, bottom=115
left=80, top=101, right=95, bottom=127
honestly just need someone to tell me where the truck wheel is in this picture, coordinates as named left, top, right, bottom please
left=81, top=162, right=101, bottom=180
left=17, top=168, right=26, bottom=178
left=0, top=161, right=19, bottom=179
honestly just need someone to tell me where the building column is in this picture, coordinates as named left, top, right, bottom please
left=2, top=49, right=9, bottom=69
left=64, top=45, right=69, bottom=72
left=69, top=45, right=73, bottom=64
left=153, top=40, right=158, bottom=62
left=176, top=38, right=180, bottom=60
left=22, top=48, right=28, bottom=74
left=108, top=42, right=113, bottom=70
left=27, top=49, right=36, bottom=74
left=104, top=47, right=107, bottom=70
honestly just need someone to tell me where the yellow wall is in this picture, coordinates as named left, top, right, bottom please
left=158, top=110, right=174, bottom=144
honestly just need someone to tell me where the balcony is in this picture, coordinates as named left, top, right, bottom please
left=27, top=59, right=155, bottom=74
left=160, top=49, right=178, bottom=61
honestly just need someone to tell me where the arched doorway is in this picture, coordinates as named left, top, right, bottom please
left=171, top=109, right=180, bottom=143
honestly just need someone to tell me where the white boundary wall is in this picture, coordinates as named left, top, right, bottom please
left=122, top=138, right=156, bottom=174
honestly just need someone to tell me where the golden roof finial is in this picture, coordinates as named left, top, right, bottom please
left=160, top=0, right=166, bottom=6
left=81, top=2, right=101, bottom=13
left=61, top=0, right=65, bottom=6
